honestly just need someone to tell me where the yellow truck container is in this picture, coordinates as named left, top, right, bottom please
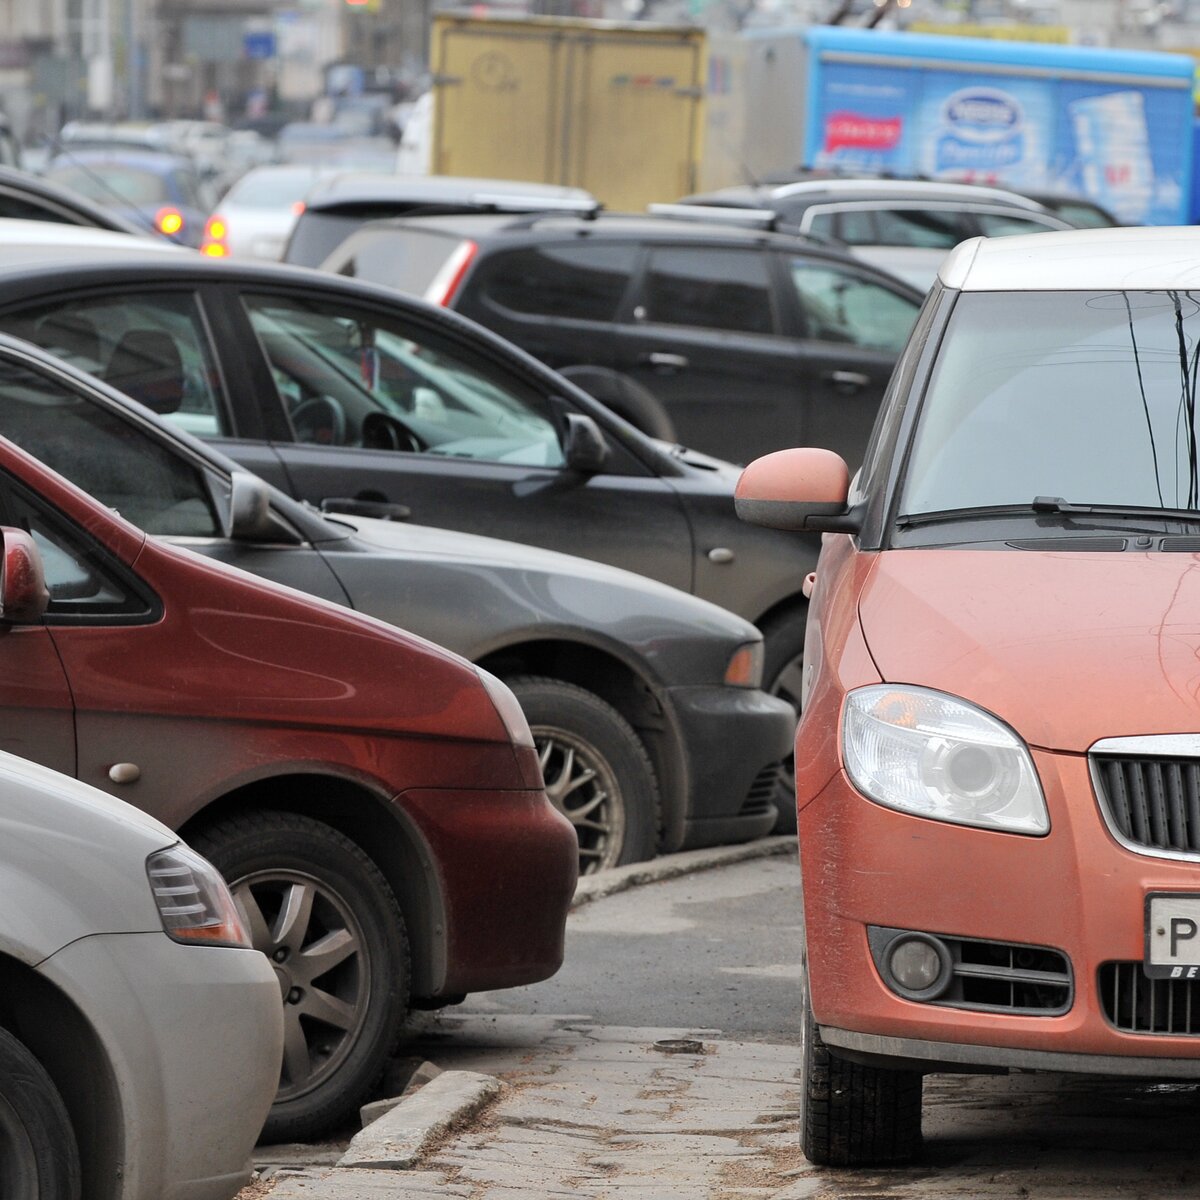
left=429, top=12, right=706, bottom=212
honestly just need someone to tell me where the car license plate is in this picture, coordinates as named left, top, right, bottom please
left=1145, top=894, right=1200, bottom=978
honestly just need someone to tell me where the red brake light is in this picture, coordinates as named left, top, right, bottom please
left=201, top=214, right=229, bottom=257
left=423, top=240, right=478, bottom=307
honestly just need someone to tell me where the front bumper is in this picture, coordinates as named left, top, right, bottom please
left=668, top=684, right=796, bottom=852
left=37, top=933, right=282, bottom=1200
left=401, top=786, right=578, bottom=997
left=802, top=748, right=1200, bottom=1072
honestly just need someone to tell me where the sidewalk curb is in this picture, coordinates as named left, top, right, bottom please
left=336, top=1070, right=502, bottom=1170
left=571, top=834, right=797, bottom=909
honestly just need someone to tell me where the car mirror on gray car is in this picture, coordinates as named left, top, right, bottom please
left=226, top=471, right=278, bottom=541
left=562, top=412, right=609, bottom=475
left=0, top=527, right=49, bottom=624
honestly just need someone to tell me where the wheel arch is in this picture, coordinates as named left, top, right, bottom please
left=477, top=638, right=687, bottom=851
left=0, top=953, right=123, bottom=1200
left=179, top=773, right=448, bottom=999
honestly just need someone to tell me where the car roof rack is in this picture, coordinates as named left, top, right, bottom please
left=647, top=202, right=779, bottom=230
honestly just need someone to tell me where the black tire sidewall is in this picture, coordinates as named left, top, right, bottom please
left=0, top=1027, right=80, bottom=1200
left=192, top=812, right=409, bottom=1142
left=509, top=676, right=659, bottom=869
left=761, top=608, right=807, bottom=836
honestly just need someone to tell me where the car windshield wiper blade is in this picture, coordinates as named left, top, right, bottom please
left=898, top=496, right=1200, bottom=529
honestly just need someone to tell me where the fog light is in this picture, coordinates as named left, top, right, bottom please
left=884, top=933, right=952, bottom=1001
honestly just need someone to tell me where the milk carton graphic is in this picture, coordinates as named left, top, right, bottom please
left=1069, top=90, right=1155, bottom=224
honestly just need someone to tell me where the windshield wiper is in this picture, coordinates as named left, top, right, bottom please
left=899, top=496, right=1200, bottom=529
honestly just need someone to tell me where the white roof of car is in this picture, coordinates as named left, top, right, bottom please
left=941, top=226, right=1200, bottom=292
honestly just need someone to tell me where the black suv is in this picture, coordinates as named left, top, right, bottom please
left=320, top=211, right=925, bottom=468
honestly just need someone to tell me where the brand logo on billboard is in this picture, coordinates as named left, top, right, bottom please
left=935, top=87, right=1024, bottom=172
left=823, top=112, right=903, bottom=154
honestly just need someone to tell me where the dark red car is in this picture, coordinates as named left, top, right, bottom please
left=0, top=356, right=576, bottom=1143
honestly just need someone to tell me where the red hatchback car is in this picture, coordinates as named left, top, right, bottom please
left=0, top=341, right=576, bottom=1142
left=738, top=228, right=1200, bottom=1167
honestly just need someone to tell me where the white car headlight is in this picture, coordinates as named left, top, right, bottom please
left=842, top=685, right=1049, bottom=835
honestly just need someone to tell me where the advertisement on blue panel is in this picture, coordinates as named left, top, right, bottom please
left=811, top=61, right=1188, bottom=225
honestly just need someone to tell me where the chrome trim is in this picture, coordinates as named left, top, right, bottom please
left=1088, top=736, right=1200, bottom=864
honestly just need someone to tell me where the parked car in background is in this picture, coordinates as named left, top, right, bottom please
left=202, top=163, right=333, bottom=259
left=1019, top=190, right=1120, bottom=228
left=0, top=338, right=794, bottom=869
left=0, top=231, right=826, bottom=830
left=0, top=165, right=154, bottom=236
left=736, top=225, right=1200, bottom=1167
left=43, top=149, right=217, bottom=246
left=282, top=173, right=598, bottom=268
left=677, top=179, right=1074, bottom=289
left=0, top=749, right=281, bottom=1200
left=0, top=345, right=576, bottom=1140
left=275, top=123, right=397, bottom=172
left=321, top=209, right=925, bottom=466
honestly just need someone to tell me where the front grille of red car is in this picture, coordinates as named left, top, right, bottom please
left=1092, top=756, right=1200, bottom=856
left=1099, top=962, right=1200, bottom=1035
left=740, top=762, right=782, bottom=819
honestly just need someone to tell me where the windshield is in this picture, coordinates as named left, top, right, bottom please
left=902, top=290, right=1200, bottom=518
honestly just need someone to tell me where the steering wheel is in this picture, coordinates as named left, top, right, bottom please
left=361, top=411, right=425, bottom=453
left=290, top=395, right=348, bottom=447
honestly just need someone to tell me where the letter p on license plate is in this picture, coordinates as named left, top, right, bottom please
left=1146, top=894, right=1200, bottom=978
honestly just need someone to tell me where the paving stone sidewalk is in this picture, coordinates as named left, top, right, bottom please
left=261, top=1016, right=817, bottom=1199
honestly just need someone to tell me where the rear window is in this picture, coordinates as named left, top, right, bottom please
left=45, top=164, right=169, bottom=207
left=327, top=228, right=463, bottom=295
left=226, top=168, right=318, bottom=208
left=474, top=244, right=638, bottom=322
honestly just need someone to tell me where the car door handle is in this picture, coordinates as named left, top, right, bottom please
left=639, top=352, right=690, bottom=372
left=824, top=370, right=871, bottom=391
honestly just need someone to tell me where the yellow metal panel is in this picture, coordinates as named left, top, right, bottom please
left=431, top=15, right=565, bottom=182
left=566, top=28, right=706, bottom=210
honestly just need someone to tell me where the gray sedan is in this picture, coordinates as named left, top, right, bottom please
left=0, top=335, right=795, bottom=872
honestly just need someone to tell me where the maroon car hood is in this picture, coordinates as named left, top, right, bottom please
left=858, top=549, right=1200, bottom=753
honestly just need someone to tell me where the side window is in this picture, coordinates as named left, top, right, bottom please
left=5, top=487, right=150, bottom=618
left=0, top=358, right=220, bottom=536
left=242, top=292, right=567, bottom=468
left=975, top=212, right=1061, bottom=237
left=477, top=244, right=638, bottom=322
left=5, top=292, right=228, bottom=438
left=834, top=210, right=877, bottom=245
left=0, top=194, right=78, bottom=224
left=788, top=260, right=920, bottom=352
left=872, top=208, right=963, bottom=249
left=641, top=248, right=775, bottom=335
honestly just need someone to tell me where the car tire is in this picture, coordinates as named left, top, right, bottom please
left=799, top=938, right=923, bottom=1166
left=191, top=811, right=410, bottom=1143
left=0, top=1027, right=81, bottom=1200
left=556, top=365, right=678, bottom=443
left=760, top=607, right=807, bottom=836
left=508, top=676, right=659, bottom=875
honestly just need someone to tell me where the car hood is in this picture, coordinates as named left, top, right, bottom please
left=858, top=549, right=1200, bottom=753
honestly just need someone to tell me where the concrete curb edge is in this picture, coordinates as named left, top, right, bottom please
left=571, top=834, right=797, bottom=909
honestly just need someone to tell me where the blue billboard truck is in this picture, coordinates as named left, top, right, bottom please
left=802, top=27, right=1195, bottom=226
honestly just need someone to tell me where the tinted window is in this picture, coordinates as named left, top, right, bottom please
left=243, top=292, right=566, bottom=468
left=870, top=208, right=963, bottom=249
left=478, top=244, right=637, bottom=322
left=902, top=291, right=1200, bottom=515
left=6, top=293, right=228, bottom=438
left=974, top=212, right=1061, bottom=237
left=641, top=248, right=774, bottom=335
left=0, top=193, right=79, bottom=225
left=788, top=260, right=919, bottom=352
left=0, top=359, right=219, bottom=536
left=44, top=164, right=171, bottom=207
left=328, top=228, right=461, bottom=293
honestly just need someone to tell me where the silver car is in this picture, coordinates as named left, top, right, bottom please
left=0, top=749, right=282, bottom=1200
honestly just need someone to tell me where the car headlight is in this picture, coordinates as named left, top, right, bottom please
left=477, top=667, right=535, bottom=748
left=842, top=685, right=1049, bottom=835
left=146, top=844, right=253, bottom=948
left=724, top=640, right=764, bottom=689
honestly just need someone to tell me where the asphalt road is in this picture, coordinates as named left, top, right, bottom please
left=461, top=854, right=805, bottom=1042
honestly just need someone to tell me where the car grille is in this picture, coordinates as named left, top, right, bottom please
left=740, top=762, right=782, bottom=819
left=1100, top=962, right=1200, bottom=1035
left=1092, top=756, right=1200, bottom=855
